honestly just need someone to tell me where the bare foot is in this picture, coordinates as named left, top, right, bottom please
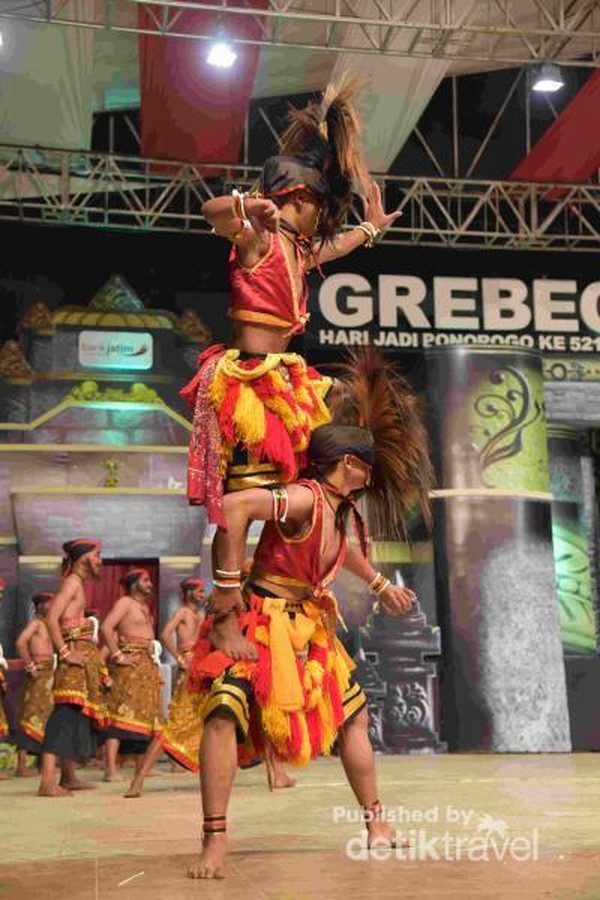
left=266, top=762, right=296, bottom=791
left=273, top=770, right=296, bottom=790
left=60, top=778, right=96, bottom=791
left=187, top=834, right=227, bottom=880
left=103, top=771, right=121, bottom=783
left=37, top=783, right=73, bottom=797
left=124, top=777, right=143, bottom=798
left=208, top=616, right=257, bottom=662
left=0, top=772, right=11, bottom=781
left=367, top=820, right=408, bottom=849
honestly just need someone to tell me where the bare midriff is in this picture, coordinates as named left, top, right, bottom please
left=232, top=321, right=292, bottom=356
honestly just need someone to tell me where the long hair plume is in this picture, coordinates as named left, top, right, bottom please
left=329, top=349, right=434, bottom=538
left=278, top=74, right=370, bottom=240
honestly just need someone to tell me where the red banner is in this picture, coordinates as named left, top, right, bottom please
left=139, top=3, right=267, bottom=164
left=511, top=71, right=600, bottom=185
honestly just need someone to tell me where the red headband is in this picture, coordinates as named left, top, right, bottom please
left=180, top=578, right=204, bottom=591
left=120, top=568, right=150, bottom=588
left=61, top=539, right=101, bottom=575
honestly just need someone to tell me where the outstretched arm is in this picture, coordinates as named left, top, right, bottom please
left=312, top=181, right=401, bottom=267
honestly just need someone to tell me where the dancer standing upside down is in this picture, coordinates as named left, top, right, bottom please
left=187, top=359, right=433, bottom=878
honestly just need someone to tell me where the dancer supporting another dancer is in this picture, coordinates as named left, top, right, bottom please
left=182, top=80, right=401, bottom=664
left=102, top=569, right=163, bottom=782
left=187, top=358, right=432, bottom=878
left=124, top=577, right=206, bottom=797
left=37, top=540, right=107, bottom=797
left=14, top=592, right=55, bottom=775
left=181, top=77, right=400, bottom=529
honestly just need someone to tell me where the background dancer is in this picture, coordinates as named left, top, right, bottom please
left=102, top=569, right=162, bottom=782
left=14, top=592, right=55, bottom=776
left=38, top=540, right=106, bottom=797
left=124, top=577, right=206, bottom=797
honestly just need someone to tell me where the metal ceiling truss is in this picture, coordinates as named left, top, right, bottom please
left=1, top=143, right=600, bottom=251
left=0, top=0, right=599, bottom=67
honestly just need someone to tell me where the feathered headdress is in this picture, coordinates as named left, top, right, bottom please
left=328, top=348, right=434, bottom=539
left=260, top=74, right=370, bottom=241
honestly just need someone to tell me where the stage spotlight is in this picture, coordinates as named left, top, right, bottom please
left=531, top=64, right=565, bottom=93
left=207, top=40, right=237, bottom=69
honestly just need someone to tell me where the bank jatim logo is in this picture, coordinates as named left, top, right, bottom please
left=78, top=331, right=153, bottom=370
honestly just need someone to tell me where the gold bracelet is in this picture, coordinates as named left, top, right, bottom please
left=368, top=572, right=386, bottom=594
left=355, top=221, right=381, bottom=248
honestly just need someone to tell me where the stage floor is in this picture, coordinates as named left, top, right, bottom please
left=1, top=753, right=599, bottom=899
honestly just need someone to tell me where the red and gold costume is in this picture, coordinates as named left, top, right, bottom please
left=106, top=638, right=163, bottom=743
left=157, top=644, right=202, bottom=771
left=189, top=481, right=366, bottom=767
left=181, top=232, right=331, bottom=527
left=17, top=655, right=55, bottom=752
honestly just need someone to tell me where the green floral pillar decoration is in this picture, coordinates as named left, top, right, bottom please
left=468, top=359, right=550, bottom=493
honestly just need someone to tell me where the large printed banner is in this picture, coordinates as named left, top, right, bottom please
left=306, top=243, right=600, bottom=356
left=311, top=272, right=600, bottom=353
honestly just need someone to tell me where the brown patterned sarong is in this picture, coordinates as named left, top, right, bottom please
left=19, top=659, right=54, bottom=749
left=106, top=642, right=163, bottom=740
left=52, top=623, right=107, bottom=728
left=159, top=650, right=202, bottom=771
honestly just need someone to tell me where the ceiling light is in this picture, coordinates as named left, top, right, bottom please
left=531, top=64, right=565, bottom=93
left=207, top=41, right=237, bottom=69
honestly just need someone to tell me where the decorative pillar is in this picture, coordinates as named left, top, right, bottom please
left=547, top=426, right=597, bottom=655
left=425, top=345, right=571, bottom=751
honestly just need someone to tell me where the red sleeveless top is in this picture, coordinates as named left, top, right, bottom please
left=229, top=232, right=309, bottom=335
left=251, top=480, right=347, bottom=597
